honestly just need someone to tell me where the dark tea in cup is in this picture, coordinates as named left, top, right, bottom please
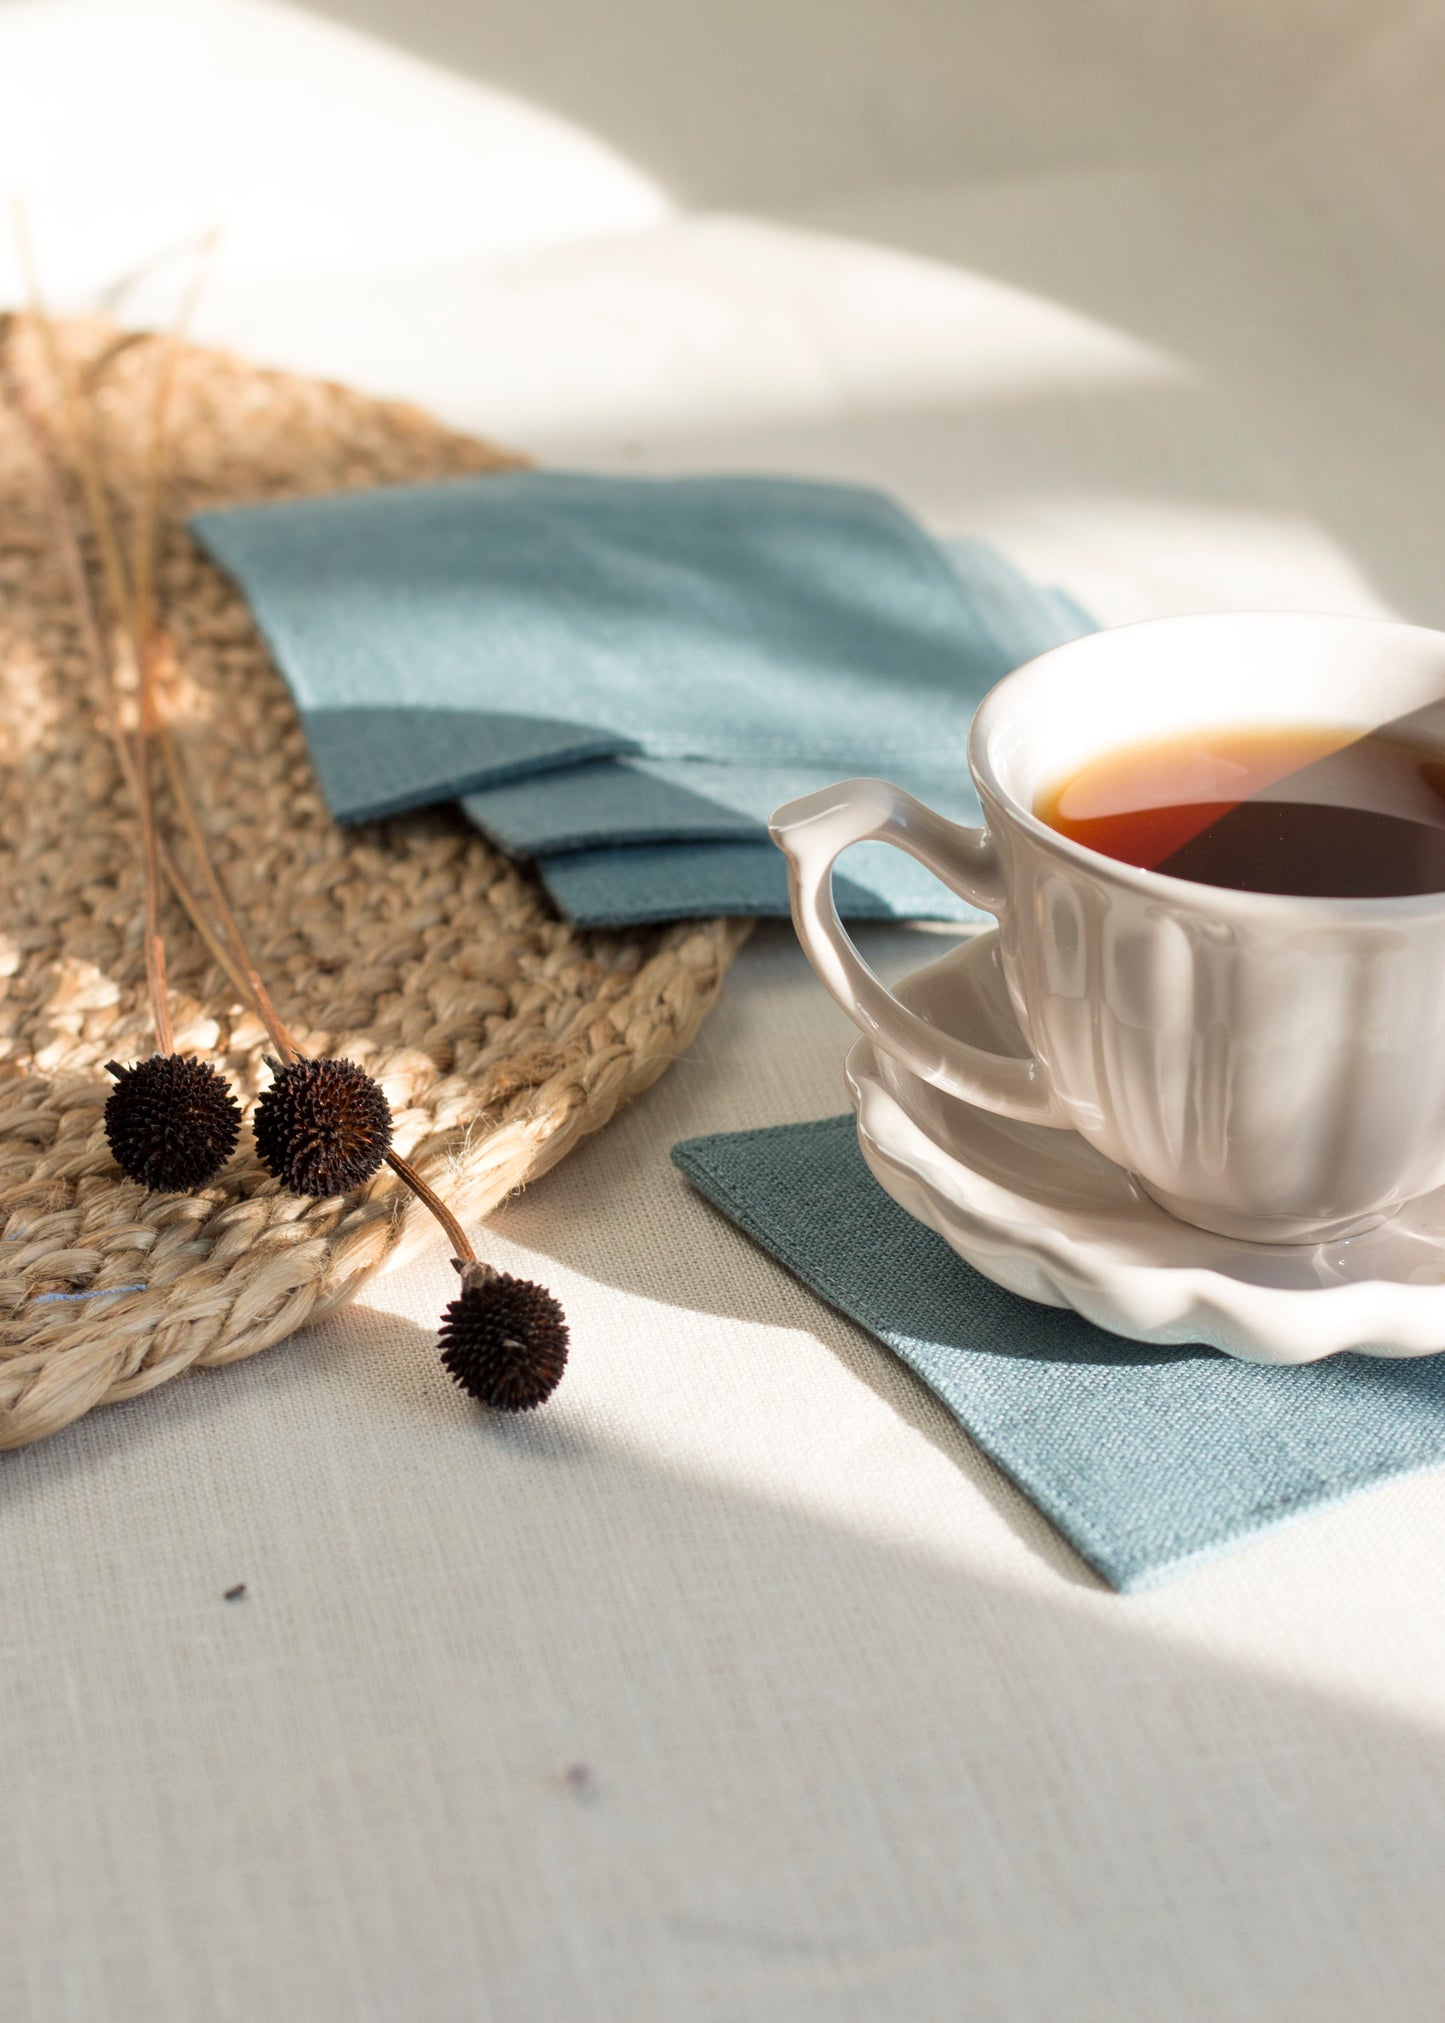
left=1037, top=719, right=1445, bottom=897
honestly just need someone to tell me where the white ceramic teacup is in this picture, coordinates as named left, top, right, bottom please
left=770, top=611, right=1445, bottom=1245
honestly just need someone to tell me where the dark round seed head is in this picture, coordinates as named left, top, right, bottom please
left=439, top=1266, right=569, bottom=1412
left=104, top=1053, right=242, bottom=1193
left=252, top=1055, right=392, bottom=1197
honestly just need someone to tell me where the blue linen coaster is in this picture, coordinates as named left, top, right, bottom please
left=462, top=546, right=1092, bottom=925
left=672, top=1115, right=1445, bottom=1590
left=534, top=829, right=998, bottom=925
left=192, top=473, right=994, bottom=816
left=458, top=552, right=1091, bottom=858
left=192, top=473, right=1089, bottom=821
left=534, top=838, right=913, bottom=926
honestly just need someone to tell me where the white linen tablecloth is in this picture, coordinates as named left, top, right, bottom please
left=4, top=2, right=1445, bottom=2016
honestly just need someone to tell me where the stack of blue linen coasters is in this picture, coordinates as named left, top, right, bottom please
left=192, top=471, right=1092, bottom=927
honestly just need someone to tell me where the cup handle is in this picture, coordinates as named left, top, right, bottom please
left=769, top=778, right=1069, bottom=1126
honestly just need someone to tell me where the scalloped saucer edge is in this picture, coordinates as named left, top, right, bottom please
left=846, top=934, right=1445, bottom=1365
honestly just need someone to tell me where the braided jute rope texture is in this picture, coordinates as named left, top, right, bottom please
left=0, top=318, right=747, bottom=1449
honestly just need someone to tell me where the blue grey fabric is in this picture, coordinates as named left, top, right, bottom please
left=191, top=472, right=1092, bottom=923
left=467, top=757, right=804, bottom=855
left=537, top=837, right=924, bottom=926
left=191, top=474, right=1027, bottom=811
left=457, top=546, right=1089, bottom=846
left=673, top=1115, right=1445, bottom=1590
left=464, top=543, right=1091, bottom=925
left=466, top=755, right=986, bottom=857
left=478, top=548, right=1091, bottom=925
left=507, top=757, right=994, bottom=924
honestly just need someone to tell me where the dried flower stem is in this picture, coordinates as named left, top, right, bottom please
left=132, top=233, right=214, bottom=653
left=128, top=237, right=218, bottom=1064
left=134, top=639, right=174, bottom=1052
left=0, top=329, right=125, bottom=754
left=11, top=222, right=180, bottom=1054
left=12, top=202, right=138, bottom=645
left=380, top=1149, right=478, bottom=1265
left=120, top=248, right=214, bottom=1064
left=0, top=323, right=217, bottom=995
left=155, top=706, right=294, bottom=1062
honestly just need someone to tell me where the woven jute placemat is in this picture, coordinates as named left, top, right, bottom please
left=0, top=318, right=747, bottom=1449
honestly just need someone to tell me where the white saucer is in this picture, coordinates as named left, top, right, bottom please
left=846, top=933, right=1445, bottom=1364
